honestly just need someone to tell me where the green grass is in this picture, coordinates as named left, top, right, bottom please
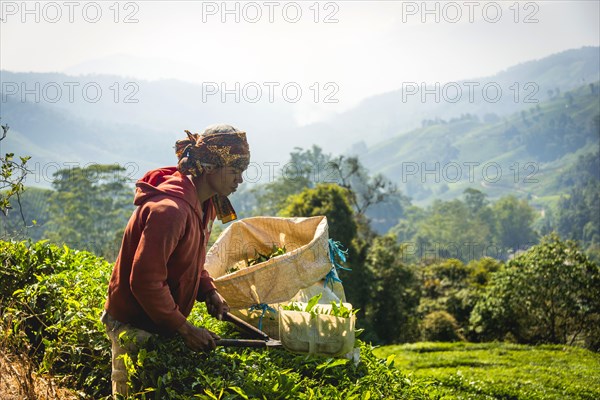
left=373, top=342, right=600, bottom=400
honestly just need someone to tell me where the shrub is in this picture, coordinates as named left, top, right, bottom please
left=1, top=240, right=113, bottom=398
left=469, top=233, right=600, bottom=348
left=421, top=311, right=465, bottom=342
left=0, top=240, right=67, bottom=304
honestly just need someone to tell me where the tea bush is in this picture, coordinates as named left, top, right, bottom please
left=1, top=240, right=113, bottom=398
left=0, top=240, right=435, bottom=399
left=1, top=240, right=70, bottom=303
left=375, top=342, right=600, bottom=399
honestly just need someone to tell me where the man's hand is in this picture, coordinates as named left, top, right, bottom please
left=205, top=290, right=229, bottom=320
left=177, top=321, right=220, bottom=351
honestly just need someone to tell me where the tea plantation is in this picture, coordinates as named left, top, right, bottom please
left=1, top=240, right=599, bottom=399
left=374, top=342, right=600, bottom=399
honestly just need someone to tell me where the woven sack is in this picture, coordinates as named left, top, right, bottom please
left=204, top=216, right=332, bottom=309
left=278, top=302, right=356, bottom=356
left=228, top=280, right=346, bottom=340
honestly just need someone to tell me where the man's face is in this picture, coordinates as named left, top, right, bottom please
left=208, top=166, right=244, bottom=196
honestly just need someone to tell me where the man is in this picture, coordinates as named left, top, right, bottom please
left=101, top=124, right=250, bottom=396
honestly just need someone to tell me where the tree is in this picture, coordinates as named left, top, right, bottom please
left=413, top=198, right=494, bottom=262
left=279, top=184, right=372, bottom=322
left=390, top=205, right=427, bottom=244
left=463, top=188, right=488, bottom=214
left=415, top=257, right=501, bottom=336
left=0, top=122, right=30, bottom=229
left=253, top=146, right=331, bottom=215
left=330, top=155, right=397, bottom=217
left=45, top=164, right=134, bottom=260
left=469, top=233, right=600, bottom=349
left=364, top=234, right=420, bottom=344
left=279, top=183, right=357, bottom=248
left=255, top=146, right=400, bottom=227
left=492, top=195, right=538, bottom=254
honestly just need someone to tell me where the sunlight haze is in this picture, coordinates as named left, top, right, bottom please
left=1, top=1, right=598, bottom=124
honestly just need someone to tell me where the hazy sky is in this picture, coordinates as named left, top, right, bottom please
left=1, top=1, right=599, bottom=124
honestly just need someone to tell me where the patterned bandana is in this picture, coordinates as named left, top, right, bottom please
left=175, top=126, right=250, bottom=223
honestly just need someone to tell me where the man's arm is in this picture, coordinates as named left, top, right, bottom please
left=129, top=201, right=190, bottom=332
left=177, top=320, right=220, bottom=351
left=205, top=290, right=229, bottom=320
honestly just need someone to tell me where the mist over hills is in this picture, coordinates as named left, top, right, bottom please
left=297, top=46, right=599, bottom=152
left=0, top=46, right=598, bottom=199
left=0, top=71, right=299, bottom=184
left=364, top=82, right=599, bottom=204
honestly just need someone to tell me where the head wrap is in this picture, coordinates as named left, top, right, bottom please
left=175, top=124, right=250, bottom=223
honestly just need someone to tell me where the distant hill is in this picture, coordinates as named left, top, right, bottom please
left=362, top=82, right=600, bottom=206
left=0, top=72, right=299, bottom=186
left=1, top=46, right=598, bottom=192
left=295, top=46, right=600, bottom=153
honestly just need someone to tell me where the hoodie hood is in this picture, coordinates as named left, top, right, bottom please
left=134, top=166, right=199, bottom=211
left=134, top=166, right=237, bottom=223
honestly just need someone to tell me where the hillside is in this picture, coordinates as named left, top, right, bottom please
left=296, top=46, right=600, bottom=153
left=362, top=82, right=600, bottom=205
left=0, top=47, right=598, bottom=189
left=0, top=71, right=298, bottom=183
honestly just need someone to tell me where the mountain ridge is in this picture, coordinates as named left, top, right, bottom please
left=1, top=46, right=598, bottom=194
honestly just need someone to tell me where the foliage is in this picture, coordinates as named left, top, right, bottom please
left=279, top=183, right=357, bottom=249
left=492, top=195, right=538, bottom=251
left=469, top=233, right=600, bottom=348
left=282, top=294, right=357, bottom=319
left=252, top=146, right=333, bottom=215
left=0, top=240, right=70, bottom=304
left=554, top=150, right=600, bottom=256
left=375, top=342, right=600, bottom=400
left=413, top=198, right=491, bottom=261
left=0, top=240, right=113, bottom=398
left=418, top=260, right=472, bottom=328
left=0, top=239, right=435, bottom=399
left=45, top=164, right=134, bottom=261
left=364, top=234, right=420, bottom=344
left=125, top=333, right=433, bottom=400
left=555, top=150, right=600, bottom=189
left=420, top=311, right=465, bottom=342
left=226, top=245, right=287, bottom=274
left=0, top=122, right=30, bottom=224
left=414, top=257, right=502, bottom=340
left=0, top=187, right=52, bottom=241
left=246, top=245, right=287, bottom=266
left=393, top=189, right=539, bottom=262
left=523, top=108, right=595, bottom=162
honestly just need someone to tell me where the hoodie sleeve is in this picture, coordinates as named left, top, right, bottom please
left=197, top=269, right=217, bottom=301
left=130, top=200, right=188, bottom=333
left=197, top=203, right=218, bottom=301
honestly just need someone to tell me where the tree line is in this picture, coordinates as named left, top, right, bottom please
left=1, top=145, right=598, bottom=350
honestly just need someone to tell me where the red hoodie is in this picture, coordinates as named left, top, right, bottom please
left=105, top=167, right=217, bottom=334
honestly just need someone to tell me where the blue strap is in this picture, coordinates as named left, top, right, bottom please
left=249, top=303, right=276, bottom=331
left=324, top=239, right=351, bottom=289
